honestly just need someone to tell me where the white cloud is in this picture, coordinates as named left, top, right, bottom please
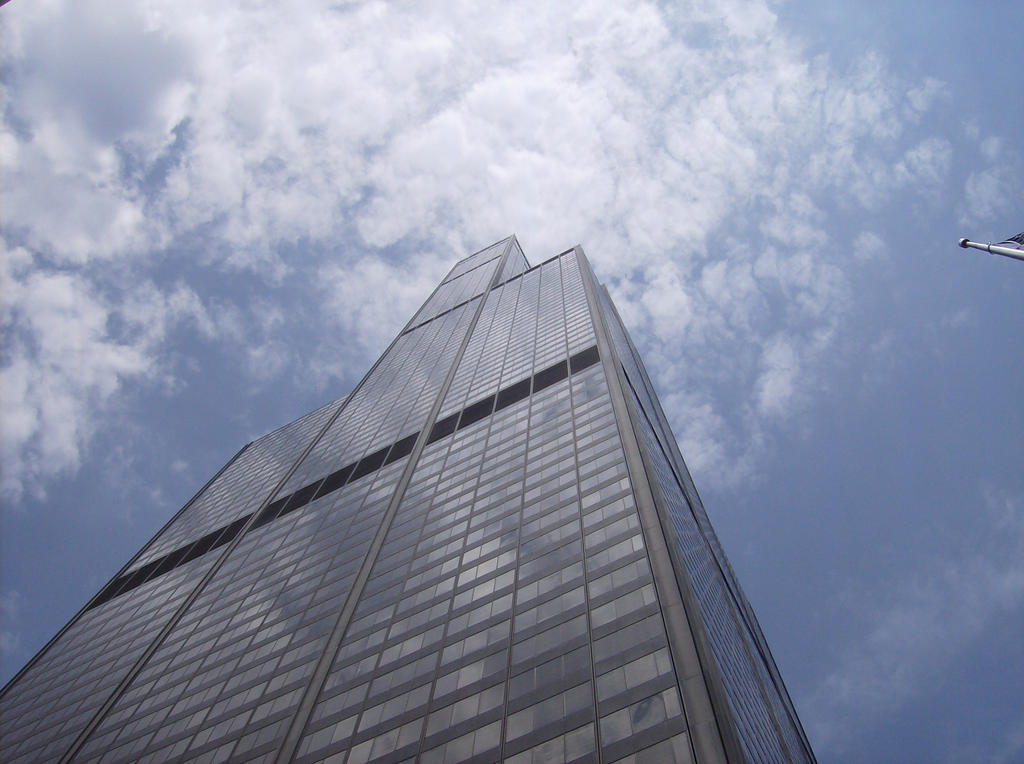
left=11, top=0, right=190, bottom=144
left=1, top=262, right=153, bottom=500
left=0, top=248, right=237, bottom=500
left=893, top=137, right=953, bottom=192
left=960, top=165, right=1019, bottom=227
left=853, top=230, right=885, bottom=261
left=1, top=0, right=957, bottom=498
left=1, top=118, right=152, bottom=263
left=905, top=76, right=946, bottom=116
left=0, top=0, right=191, bottom=265
left=958, top=131, right=1023, bottom=227
left=755, top=336, right=800, bottom=417
left=120, top=281, right=221, bottom=347
left=980, top=136, right=1003, bottom=162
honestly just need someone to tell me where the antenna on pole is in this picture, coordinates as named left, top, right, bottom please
left=958, top=234, right=1024, bottom=263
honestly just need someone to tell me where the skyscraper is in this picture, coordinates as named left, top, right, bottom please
left=1, top=238, right=815, bottom=763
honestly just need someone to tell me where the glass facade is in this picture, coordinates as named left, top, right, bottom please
left=592, top=282, right=812, bottom=763
left=0, top=238, right=814, bottom=763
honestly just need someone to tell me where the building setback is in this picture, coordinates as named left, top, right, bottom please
left=0, top=238, right=815, bottom=763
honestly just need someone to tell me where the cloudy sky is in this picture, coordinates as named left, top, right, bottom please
left=2, top=0, right=1022, bottom=760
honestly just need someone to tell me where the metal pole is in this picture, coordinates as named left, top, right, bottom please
left=959, top=238, right=1024, bottom=263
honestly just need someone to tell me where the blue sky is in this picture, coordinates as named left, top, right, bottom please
left=1, top=0, right=1022, bottom=760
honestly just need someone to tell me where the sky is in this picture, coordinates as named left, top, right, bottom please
left=1, top=0, right=1022, bottom=760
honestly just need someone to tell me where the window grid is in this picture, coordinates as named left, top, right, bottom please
left=74, top=463, right=407, bottom=763
left=598, top=282, right=803, bottom=762
left=0, top=557, right=219, bottom=764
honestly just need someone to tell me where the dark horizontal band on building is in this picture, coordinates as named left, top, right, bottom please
left=88, top=344, right=601, bottom=611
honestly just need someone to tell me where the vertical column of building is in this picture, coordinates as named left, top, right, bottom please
left=538, top=253, right=696, bottom=763
left=291, top=263, right=542, bottom=763
left=561, top=328, right=692, bottom=763
left=286, top=261, right=541, bottom=762
left=579, top=252, right=815, bottom=763
left=593, top=310, right=808, bottom=760
left=269, top=241, right=518, bottom=764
